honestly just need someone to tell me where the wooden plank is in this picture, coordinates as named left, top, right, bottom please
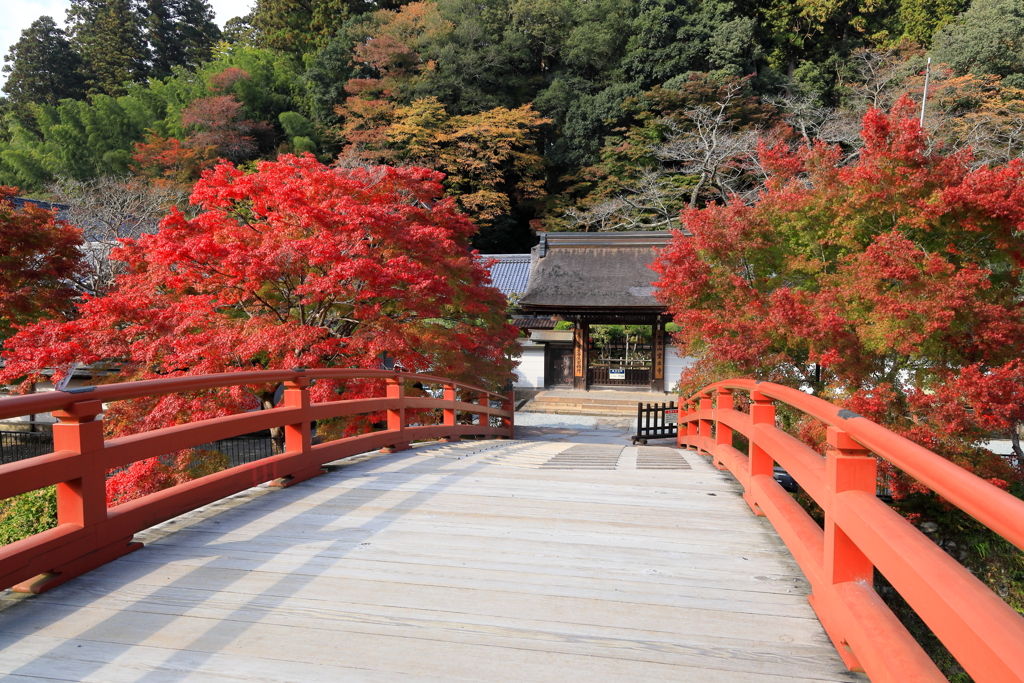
left=0, top=440, right=865, bottom=682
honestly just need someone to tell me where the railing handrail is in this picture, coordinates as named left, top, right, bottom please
left=687, top=379, right=1024, bottom=552
left=679, top=379, right=1024, bottom=683
left=0, top=368, right=510, bottom=422
left=0, top=369, right=513, bottom=596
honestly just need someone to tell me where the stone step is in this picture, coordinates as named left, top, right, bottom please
left=530, top=398, right=638, bottom=408
left=524, top=402, right=637, bottom=411
left=520, top=390, right=677, bottom=418
left=519, top=404, right=638, bottom=417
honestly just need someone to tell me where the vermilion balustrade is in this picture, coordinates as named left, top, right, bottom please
left=0, top=369, right=513, bottom=595
left=679, top=380, right=1024, bottom=683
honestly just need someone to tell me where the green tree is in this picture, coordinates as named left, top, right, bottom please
left=898, top=0, right=970, bottom=44
left=222, top=13, right=258, bottom=45
left=253, top=0, right=363, bottom=56
left=931, top=0, right=1024, bottom=84
left=0, top=93, right=167, bottom=190
left=1, top=17, right=87, bottom=119
left=621, top=0, right=759, bottom=87
left=144, top=0, right=222, bottom=80
left=416, top=0, right=536, bottom=114
left=67, top=0, right=150, bottom=96
left=757, top=0, right=896, bottom=75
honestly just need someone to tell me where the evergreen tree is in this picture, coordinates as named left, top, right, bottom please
left=931, top=0, right=1024, bottom=83
left=67, top=0, right=149, bottom=97
left=222, top=13, right=258, bottom=46
left=253, top=0, right=364, bottom=56
left=1, top=17, right=87, bottom=117
left=898, top=0, right=970, bottom=45
left=144, top=0, right=221, bottom=80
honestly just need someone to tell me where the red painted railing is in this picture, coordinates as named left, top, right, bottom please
left=0, top=369, right=513, bottom=594
left=678, top=380, right=1024, bottom=683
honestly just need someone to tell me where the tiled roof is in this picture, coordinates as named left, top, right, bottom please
left=511, top=317, right=558, bottom=329
left=477, top=254, right=531, bottom=298
left=9, top=196, right=71, bottom=220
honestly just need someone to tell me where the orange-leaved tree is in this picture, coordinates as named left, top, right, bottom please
left=653, top=97, right=1024, bottom=669
left=1, top=155, right=519, bottom=504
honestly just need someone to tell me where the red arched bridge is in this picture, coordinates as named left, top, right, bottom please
left=0, top=370, right=1021, bottom=682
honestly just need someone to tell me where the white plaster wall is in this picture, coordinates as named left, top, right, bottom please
left=513, top=344, right=546, bottom=388
left=665, top=344, right=697, bottom=393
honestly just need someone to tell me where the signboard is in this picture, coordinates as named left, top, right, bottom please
left=609, top=368, right=626, bottom=380
left=573, top=327, right=584, bottom=377
left=654, top=326, right=665, bottom=379
left=664, top=408, right=678, bottom=425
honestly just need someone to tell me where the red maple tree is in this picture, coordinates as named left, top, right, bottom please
left=0, top=188, right=86, bottom=341
left=180, top=95, right=274, bottom=163
left=653, top=96, right=1024, bottom=492
left=1, top=156, right=518, bottom=504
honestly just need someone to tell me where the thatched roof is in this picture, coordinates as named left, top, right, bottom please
left=519, top=232, right=672, bottom=317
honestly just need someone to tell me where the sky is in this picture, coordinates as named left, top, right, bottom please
left=1, top=0, right=256, bottom=88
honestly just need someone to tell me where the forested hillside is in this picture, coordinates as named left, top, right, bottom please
left=3, top=0, right=1024, bottom=251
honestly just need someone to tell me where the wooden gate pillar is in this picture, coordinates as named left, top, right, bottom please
left=573, top=321, right=589, bottom=391
left=651, top=318, right=666, bottom=393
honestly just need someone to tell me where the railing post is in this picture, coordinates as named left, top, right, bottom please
left=52, top=400, right=106, bottom=528
left=15, top=399, right=141, bottom=594
left=382, top=376, right=409, bottom=453
left=698, top=393, right=712, bottom=441
left=502, top=381, right=515, bottom=440
left=477, top=391, right=489, bottom=435
left=824, top=426, right=875, bottom=584
left=686, top=400, right=698, bottom=440
left=439, top=382, right=459, bottom=442
left=744, top=390, right=775, bottom=515
left=714, top=389, right=733, bottom=469
left=817, top=425, right=877, bottom=672
left=270, top=375, right=324, bottom=488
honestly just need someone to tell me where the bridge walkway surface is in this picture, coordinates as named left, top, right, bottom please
left=0, top=423, right=865, bottom=682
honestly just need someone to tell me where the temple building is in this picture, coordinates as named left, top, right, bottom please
left=486, top=232, right=693, bottom=394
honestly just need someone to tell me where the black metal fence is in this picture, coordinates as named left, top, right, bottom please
left=198, top=432, right=277, bottom=468
left=0, top=430, right=54, bottom=465
left=0, top=428, right=276, bottom=469
left=589, top=364, right=651, bottom=386
left=632, top=402, right=678, bottom=445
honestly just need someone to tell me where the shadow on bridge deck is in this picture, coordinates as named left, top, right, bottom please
left=0, top=428, right=865, bottom=682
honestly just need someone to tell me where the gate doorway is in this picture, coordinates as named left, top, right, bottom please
left=588, top=326, right=652, bottom=388
left=546, top=343, right=574, bottom=387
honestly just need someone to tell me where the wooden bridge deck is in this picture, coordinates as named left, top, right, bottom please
left=0, top=439, right=865, bottom=682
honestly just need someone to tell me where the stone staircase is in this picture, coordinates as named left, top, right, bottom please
left=519, top=389, right=676, bottom=417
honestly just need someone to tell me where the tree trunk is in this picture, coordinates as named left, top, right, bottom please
left=261, top=388, right=285, bottom=455
left=689, top=172, right=707, bottom=209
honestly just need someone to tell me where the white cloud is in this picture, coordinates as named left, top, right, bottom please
left=209, top=0, right=256, bottom=27
left=1, top=0, right=256, bottom=89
